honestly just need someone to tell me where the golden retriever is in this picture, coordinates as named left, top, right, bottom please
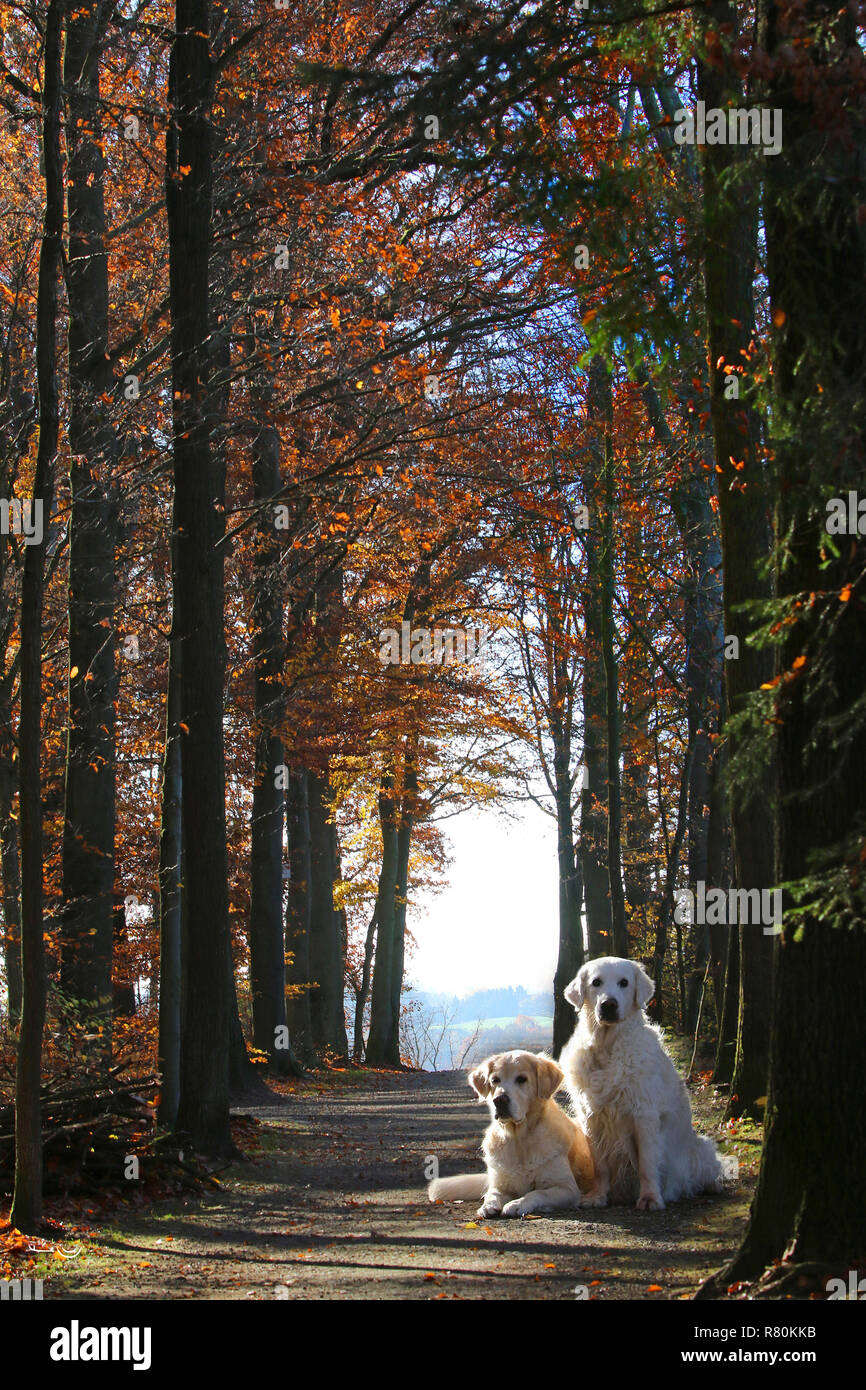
left=560, top=957, right=723, bottom=1210
left=428, top=1050, right=595, bottom=1218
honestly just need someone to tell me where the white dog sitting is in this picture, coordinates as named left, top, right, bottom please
left=559, top=957, right=722, bottom=1211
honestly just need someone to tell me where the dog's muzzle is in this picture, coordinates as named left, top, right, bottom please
left=493, top=1095, right=511, bottom=1118
left=599, top=999, right=619, bottom=1023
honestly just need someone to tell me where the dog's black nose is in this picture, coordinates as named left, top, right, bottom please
left=600, top=999, right=618, bottom=1021
left=493, top=1095, right=510, bottom=1113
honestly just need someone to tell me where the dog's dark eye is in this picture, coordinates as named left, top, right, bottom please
left=516, top=1075, right=527, bottom=1084
left=491, top=1076, right=499, bottom=1085
left=592, top=977, right=601, bottom=987
left=618, top=978, right=628, bottom=988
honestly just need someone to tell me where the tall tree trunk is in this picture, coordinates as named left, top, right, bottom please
left=580, top=415, right=611, bottom=958
left=248, top=356, right=299, bottom=1074
left=638, top=366, right=725, bottom=1028
left=285, top=770, right=316, bottom=1063
left=157, top=628, right=183, bottom=1127
left=704, top=712, right=730, bottom=1021
left=365, top=763, right=400, bottom=1066
left=698, top=8, right=776, bottom=1120
left=308, top=770, right=348, bottom=1057
left=621, top=692, right=653, bottom=940
left=387, top=737, right=418, bottom=1059
left=11, top=0, right=64, bottom=1232
left=713, top=906, right=739, bottom=1088
left=0, top=724, right=21, bottom=1024
left=59, top=0, right=118, bottom=1050
left=552, top=731, right=584, bottom=1057
left=651, top=729, right=694, bottom=1023
left=591, top=356, right=628, bottom=956
left=352, top=904, right=377, bottom=1061
left=703, top=0, right=866, bottom=1292
left=167, top=0, right=234, bottom=1157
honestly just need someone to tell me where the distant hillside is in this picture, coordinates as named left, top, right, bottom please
left=401, top=985, right=556, bottom=1070
left=411, top=985, right=554, bottom=1023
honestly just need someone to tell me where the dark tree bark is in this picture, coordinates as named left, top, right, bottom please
left=248, top=354, right=300, bottom=1075
left=11, top=0, right=64, bottom=1232
left=704, top=713, right=731, bottom=1023
left=365, top=762, right=401, bottom=1066
left=621, top=689, right=653, bottom=940
left=713, top=906, right=739, bottom=1088
left=0, top=350, right=27, bottom=1026
left=387, top=735, right=418, bottom=1052
left=59, top=0, right=118, bottom=1048
left=352, top=904, right=377, bottom=1061
left=285, top=769, right=316, bottom=1063
left=580, top=391, right=612, bottom=959
left=697, top=6, right=776, bottom=1120
left=308, top=770, right=349, bottom=1057
left=157, top=627, right=183, bottom=1128
left=585, top=356, right=628, bottom=956
left=650, top=727, right=694, bottom=1024
left=638, top=365, right=726, bottom=1030
left=166, top=0, right=235, bottom=1158
left=702, top=0, right=866, bottom=1292
left=0, top=723, right=21, bottom=1024
left=551, top=726, right=584, bottom=1057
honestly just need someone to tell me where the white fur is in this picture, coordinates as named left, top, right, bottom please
left=559, top=957, right=722, bottom=1211
left=428, top=1050, right=595, bottom=1218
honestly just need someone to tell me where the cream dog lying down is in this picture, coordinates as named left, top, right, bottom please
left=559, top=956, right=723, bottom=1210
left=428, top=1050, right=595, bottom=1218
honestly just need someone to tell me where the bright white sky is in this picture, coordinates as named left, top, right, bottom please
left=406, top=797, right=560, bottom=998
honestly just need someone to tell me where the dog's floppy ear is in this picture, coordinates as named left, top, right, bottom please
left=468, top=1061, right=491, bottom=1097
left=633, top=962, right=655, bottom=1010
left=564, top=963, right=589, bottom=1011
left=534, top=1054, right=564, bottom=1101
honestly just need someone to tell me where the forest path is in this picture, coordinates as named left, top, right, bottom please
left=50, top=1062, right=753, bottom=1301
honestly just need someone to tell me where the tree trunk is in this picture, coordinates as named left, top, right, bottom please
left=588, top=356, right=628, bottom=955
left=352, top=905, right=378, bottom=1061
left=11, top=0, right=64, bottom=1232
left=387, top=740, right=418, bottom=1060
left=157, top=626, right=183, bottom=1128
left=365, top=764, right=400, bottom=1066
left=552, top=734, right=584, bottom=1057
left=248, top=363, right=299, bottom=1074
left=307, top=770, right=348, bottom=1057
left=697, top=8, right=776, bottom=1120
left=285, top=770, right=316, bottom=1063
left=580, top=391, right=611, bottom=959
left=703, top=0, right=866, bottom=1291
left=59, top=0, right=118, bottom=1052
left=712, top=908, right=739, bottom=1088
left=0, top=725, right=21, bottom=1024
left=167, top=0, right=235, bottom=1158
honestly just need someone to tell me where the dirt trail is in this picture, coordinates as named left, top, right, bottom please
left=47, top=1059, right=754, bottom=1301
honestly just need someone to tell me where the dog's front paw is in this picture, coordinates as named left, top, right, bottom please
left=501, top=1198, right=531, bottom=1218
left=580, top=1190, right=608, bottom=1208
left=636, top=1191, right=664, bottom=1211
left=477, top=1200, right=503, bottom=1218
